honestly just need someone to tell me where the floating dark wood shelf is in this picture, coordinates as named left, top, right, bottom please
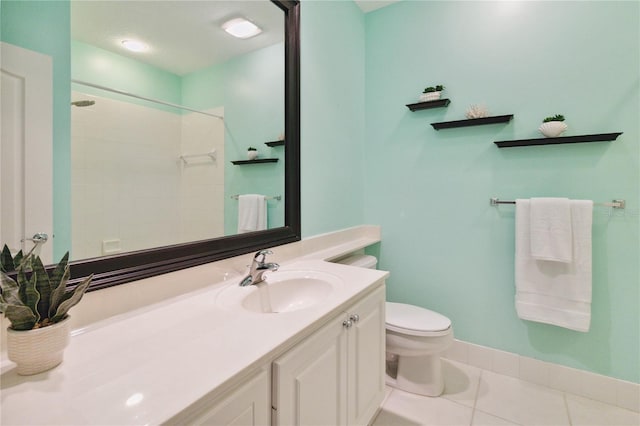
left=265, top=139, right=285, bottom=147
left=494, top=132, right=623, bottom=148
left=231, top=158, right=279, bottom=165
left=431, top=114, right=514, bottom=130
left=406, top=99, right=451, bottom=111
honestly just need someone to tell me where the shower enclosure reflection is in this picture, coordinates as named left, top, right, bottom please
left=67, top=0, right=285, bottom=261
left=70, top=89, right=226, bottom=259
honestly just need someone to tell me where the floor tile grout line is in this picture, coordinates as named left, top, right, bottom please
left=563, top=392, right=574, bottom=426
left=473, top=407, right=527, bottom=425
left=468, top=368, right=483, bottom=425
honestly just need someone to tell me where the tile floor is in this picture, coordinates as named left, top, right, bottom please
left=372, top=359, right=640, bottom=426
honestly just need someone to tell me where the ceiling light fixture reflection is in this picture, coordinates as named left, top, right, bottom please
left=222, top=18, right=262, bottom=39
left=121, top=39, right=148, bottom=53
left=126, top=392, right=144, bottom=407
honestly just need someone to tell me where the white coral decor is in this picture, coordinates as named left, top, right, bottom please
left=465, top=104, right=489, bottom=119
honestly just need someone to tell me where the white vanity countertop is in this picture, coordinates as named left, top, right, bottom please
left=0, top=259, right=388, bottom=426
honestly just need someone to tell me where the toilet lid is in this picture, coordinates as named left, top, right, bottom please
left=386, top=302, right=451, bottom=334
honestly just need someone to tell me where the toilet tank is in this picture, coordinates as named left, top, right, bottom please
left=336, top=254, right=377, bottom=269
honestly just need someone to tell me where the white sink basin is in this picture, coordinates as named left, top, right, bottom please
left=217, top=270, right=343, bottom=314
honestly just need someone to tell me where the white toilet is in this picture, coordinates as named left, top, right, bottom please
left=385, top=302, right=453, bottom=396
left=337, top=254, right=454, bottom=397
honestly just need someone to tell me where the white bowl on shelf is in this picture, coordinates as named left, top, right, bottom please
left=419, top=91, right=442, bottom=102
left=539, top=121, right=567, bottom=137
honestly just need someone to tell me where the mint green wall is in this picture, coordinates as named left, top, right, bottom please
left=4, top=0, right=637, bottom=383
left=181, top=64, right=225, bottom=110
left=181, top=43, right=285, bottom=235
left=222, top=43, right=285, bottom=234
left=364, top=1, right=639, bottom=382
left=71, top=40, right=182, bottom=109
left=300, top=0, right=366, bottom=237
left=1, top=0, right=70, bottom=261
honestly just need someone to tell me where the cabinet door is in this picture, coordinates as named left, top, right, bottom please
left=192, top=369, right=270, bottom=426
left=273, top=318, right=348, bottom=426
left=347, top=286, right=386, bottom=426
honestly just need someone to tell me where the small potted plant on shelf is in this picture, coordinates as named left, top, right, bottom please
left=0, top=245, right=92, bottom=375
left=247, top=146, right=258, bottom=160
left=539, top=114, right=567, bottom=137
left=420, top=84, right=445, bottom=102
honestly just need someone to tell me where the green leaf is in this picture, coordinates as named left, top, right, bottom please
left=49, top=252, right=69, bottom=289
left=49, top=265, right=71, bottom=318
left=0, top=295, right=37, bottom=330
left=17, top=268, right=28, bottom=306
left=14, top=250, right=34, bottom=271
left=1, top=245, right=14, bottom=273
left=22, top=269, right=41, bottom=324
left=32, top=257, right=52, bottom=321
left=0, top=272, right=22, bottom=307
left=13, top=250, right=26, bottom=271
left=51, top=274, right=92, bottom=323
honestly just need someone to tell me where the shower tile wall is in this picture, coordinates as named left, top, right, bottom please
left=71, top=92, right=224, bottom=259
left=179, top=107, right=225, bottom=243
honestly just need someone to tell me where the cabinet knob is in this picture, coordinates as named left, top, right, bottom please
left=348, top=314, right=359, bottom=323
left=342, top=319, right=353, bottom=329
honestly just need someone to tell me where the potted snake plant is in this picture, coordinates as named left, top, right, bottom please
left=0, top=245, right=92, bottom=375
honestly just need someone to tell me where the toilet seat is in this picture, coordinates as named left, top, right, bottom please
left=386, top=302, right=452, bottom=337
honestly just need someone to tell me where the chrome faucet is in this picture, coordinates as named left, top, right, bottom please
left=239, top=250, right=279, bottom=286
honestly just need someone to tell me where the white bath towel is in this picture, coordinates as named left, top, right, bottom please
left=238, top=194, right=267, bottom=234
left=515, top=199, right=593, bottom=332
left=530, top=197, right=572, bottom=263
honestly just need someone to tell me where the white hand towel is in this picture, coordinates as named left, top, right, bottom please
left=530, top=197, right=572, bottom=263
left=238, top=194, right=267, bottom=234
left=515, top=199, right=593, bottom=332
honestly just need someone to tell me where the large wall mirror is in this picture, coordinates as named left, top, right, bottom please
left=0, top=0, right=300, bottom=291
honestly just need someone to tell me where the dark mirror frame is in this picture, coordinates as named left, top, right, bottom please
left=67, top=0, right=300, bottom=291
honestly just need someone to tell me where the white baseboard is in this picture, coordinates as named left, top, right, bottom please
left=443, top=339, right=639, bottom=413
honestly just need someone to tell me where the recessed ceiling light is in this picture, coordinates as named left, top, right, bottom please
left=222, top=18, right=262, bottom=39
left=121, top=39, right=148, bottom=53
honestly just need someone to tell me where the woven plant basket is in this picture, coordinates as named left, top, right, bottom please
left=7, top=317, right=70, bottom=375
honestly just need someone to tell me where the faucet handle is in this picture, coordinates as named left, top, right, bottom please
left=254, top=249, right=273, bottom=263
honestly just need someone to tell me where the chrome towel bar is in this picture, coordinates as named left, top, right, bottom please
left=231, top=195, right=282, bottom=201
left=179, top=150, right=216, bottom=164
left=490, top=197, right=625, bottom=209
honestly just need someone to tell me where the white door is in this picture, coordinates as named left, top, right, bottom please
left=1, top=42, right=53, bottom=263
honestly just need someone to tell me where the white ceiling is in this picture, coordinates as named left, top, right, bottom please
left=71, top=0, right=401, bottom=76
left=71, top=1, right=284, bottom=76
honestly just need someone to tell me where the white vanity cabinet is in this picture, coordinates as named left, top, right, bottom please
left=272, top=285, right=386, bottom=426
left=171, top=368, right=271, bottom=426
